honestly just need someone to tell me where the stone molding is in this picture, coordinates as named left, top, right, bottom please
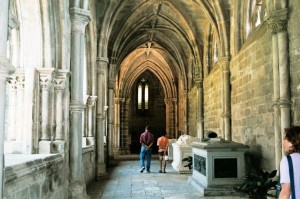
left=70, top=101, right=86, bottom=112
left=4, top=154, right=63, bottom=183
left=96, top=57, right=109, bottom=64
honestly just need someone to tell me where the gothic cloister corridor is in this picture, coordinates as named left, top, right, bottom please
left=1, top=0, right=300, bottom=198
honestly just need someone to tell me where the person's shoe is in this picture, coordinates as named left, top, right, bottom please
left=163, top=170, right=166, bottom=173
left=146, top=170, right=151, bottom=173
left=140, top=167, right=145, bottom=173
left=159, top=170, right=162, bottom=173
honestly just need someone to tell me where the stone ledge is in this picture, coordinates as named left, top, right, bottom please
left=4, top=154, right=63, bottom=183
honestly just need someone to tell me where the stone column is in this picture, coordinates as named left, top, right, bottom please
left=182, top=90, right=188, bottom=134
left=114, top=98, right=121, bottom=157
left=107, top=62, right=115, bottom=159
left=69, top=6, right=90, bottom=198
left=164, top=98, right=171, bottom=134
left=173, top=98, right=178, bottom=139
left=219, top=57, right=231, bottom=140
left=87, top=96, right=97, bottom=145
left=53, top=70, right=69, bottom=153
left=96, top=57, right=108, bottom=179
left=7, top=76, right=17, bottom=142
left=38, top=68, right=54, bottom=154
left=195, top=78, right=204, bottom=139
left=16, top=72, right=25, bottom=149
left=82, top=95, right=89, bottom=147
left=0, top=0, right=15, bottom=197
left=268, top=8, right=289, bottom=170
left=6, top=71, right=25, bottom=154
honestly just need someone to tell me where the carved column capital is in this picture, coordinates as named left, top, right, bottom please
left=88, top=96, right=97, bottom=107
left=70, top=7, right=91, bottom=35
left=38, top=68, right=54, bottom=90
left=267, top=9, right=288, bottom=34
left=268, top=18, right=288, bottom=34
left=53, top=78, right=66, bottom=91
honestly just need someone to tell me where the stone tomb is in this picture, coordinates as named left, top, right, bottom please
left=189, top=139, right=249, bottom=196
left=171, top=135, right=199, bottom=173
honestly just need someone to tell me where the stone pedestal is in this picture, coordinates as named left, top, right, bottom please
left=53, top=140, right=66, bottom=154
left=38, top=140, right=53, bottom=154
left=189, top=139, right=249, bottom=196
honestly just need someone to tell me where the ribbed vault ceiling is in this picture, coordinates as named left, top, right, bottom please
left=96, top=0, right=229, bottom=98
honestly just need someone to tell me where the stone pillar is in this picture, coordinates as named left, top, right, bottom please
left=219, top=57, right=231, bottom=140
left=69, top=6, right=90, bottom=198
left=53, top=70, right=69, bottom=153
left=96, top=57, right=108, bottom=179
left=7, top=76, right=17, bottom=142
left=195, top=78, right=204, bottom=139
left=114, top=98, right=121, bottom=157
left=173, top=98, right=178, bottom=139
left=5, top=71, right=25, bottom=154
left=268, top=8, right=289, bottom=170
left=165, top=98, right=171, bottom=134
left=182, top=90, right=188, bottom=134
left=107, top=62, right=115, bottom=157
left=87, top=96, right=97, bottom=145
left=16, top=72, right=25, bottom=150
left=0, top=0, right=15, bottom=197
left=82, top=95, right=89, bottom=147
left=38, top=68, right=54, bottom=154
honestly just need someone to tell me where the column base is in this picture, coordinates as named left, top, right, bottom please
left=96, top=163, right=107, bottom=180
left=53, top=140, right=66, bottom=153
left=68, top=181, right=90, bottom=199
left=39, top=140, right=53, bottom=154
left=86, top=137, right=95, bottom=145
left=113, top=147, right=121, bottom=158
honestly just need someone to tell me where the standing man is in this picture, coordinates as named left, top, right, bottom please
left=139, top=126, right=154, bottom=173
left=157, top=130, right=169, bottom=173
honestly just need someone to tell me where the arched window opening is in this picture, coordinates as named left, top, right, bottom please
left=137, top=78, right=149, bottom=111
left=213, top=40, right=218, bottom=64
left=138, top=84, right=142, bottom=109
left=145, top=84, right=149, bottom=109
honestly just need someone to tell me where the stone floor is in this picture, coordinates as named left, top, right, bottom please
left=86, top=159, right=247, bottom=199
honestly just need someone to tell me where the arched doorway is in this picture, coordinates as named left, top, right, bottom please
left=129, top=70, right=166, bottom=154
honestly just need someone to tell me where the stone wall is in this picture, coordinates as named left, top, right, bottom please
left=188, top=86, right=198, bottom=137
left=3, top=148, right=96, bottom=199
left=289, top=1, right=300, bottom=125
left=203, top=66, right=223, bottom=135
left=83, top=146, right=96, bottom=185
left=230, top=22, right=274, bottom=169
left=3, top=154, right=67, bottom=199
